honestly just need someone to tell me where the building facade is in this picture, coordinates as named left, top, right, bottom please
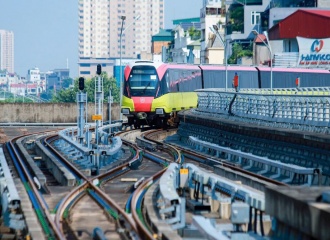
left=0, top=30, right=14, bottom=73
left=9, top=83, right=39, bottom=96
left=151, top=29, right=173, bottom=55
left=200, top=0, right=226, bottom=64
left=27, top=67, right=41, bottom=83
left=164, top=1, right=330, bottom=66
left=46, top=69, right=70, bottom=91
left=78, top=0, right=164, bottom=79
left=267, top=9, right=330, bottom=68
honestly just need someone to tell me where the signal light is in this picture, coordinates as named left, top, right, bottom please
left=78, top=77, right=85, bottom=90
left=96, top=64, right=102, bottom=75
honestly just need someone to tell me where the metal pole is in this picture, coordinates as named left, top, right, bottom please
left=225, top=12, right=228, bottom=92
left=270, top=50, right=273, bottom=92
left=263, top=31, right=273, bottom=93
left=119, top=15, right=140, bottom=120
left=119, top=19, right=124, bottom=121
left=210, top=26, right=227, bottom=91
left=252, top=30, right=273, bottom=93
left=225, top=41, right=228, bottom=92
left=109, top=87, right=112, bottom=133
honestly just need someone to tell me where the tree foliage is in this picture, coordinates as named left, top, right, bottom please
left=228, top=42, right=253, bottom=64
left=0, top=91, right=34, bottom=103
left=230, top=6, right=244, bottom=33
left=61, top=78, right=74, bottom=89
left=187, top=27, right=201, bottom=40
left=52, top=72, right=120, bottom=103
left=40, top=89, right=55, bottom=101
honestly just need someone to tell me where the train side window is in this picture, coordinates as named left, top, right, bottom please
left=157, top=71, right=169, bottom=97
left=166, top=72, right=169, bottom=89
left=168, top=69, right=180, bottom=93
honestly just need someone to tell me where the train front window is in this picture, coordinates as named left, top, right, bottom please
left=127, top=66, right=159, bottom=96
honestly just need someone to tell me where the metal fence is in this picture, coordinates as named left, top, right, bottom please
left=196, top=87, right=330, bottom=133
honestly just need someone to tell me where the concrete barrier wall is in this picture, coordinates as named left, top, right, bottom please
left=145, top=183, right=182, bottom=240
left=214, top=165, right=276, bottom=192
left=35, top=138, right=76, bottom=187
left=16, top=137, right=47, bottom=186
left=0, top=103, right=120, bottom=123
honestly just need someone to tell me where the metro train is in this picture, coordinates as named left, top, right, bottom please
left=121, top=60, right=330, bottom=128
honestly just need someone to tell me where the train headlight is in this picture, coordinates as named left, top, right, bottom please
left=122, top=108, right=130, bottom=115
left=155, top=108, right=164, bottom=115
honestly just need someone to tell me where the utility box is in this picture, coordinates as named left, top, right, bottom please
left=231, top=202, right=250, bottom=224
left=179, top=168, right=189, bottom=188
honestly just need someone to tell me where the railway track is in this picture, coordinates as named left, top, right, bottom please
left=3, top=129, right=141, bottom=239
left=144, top=129, right=288, bottom=187
left=3, top=126, right=293, bottom=240
left=45, top=128, right=175, bottom=239
left=101, top=158, right=164, bottom=210
left=6, top=133, right=64, bottom=239
left=46, top=134, right=139, bottom=239
left=126, top=128, right=289, bottom=239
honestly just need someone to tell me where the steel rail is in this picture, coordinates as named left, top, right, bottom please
left=46, top=133, right=140, bottom=237
left=9, top=135, right=66, bottom=239
left=143, top=129, right=288, bottom=187
left=131, top=169, right=166, bottom=240
left=176, top=145, right=287, bottom=186
left=131, top=129, right=183, bottom=239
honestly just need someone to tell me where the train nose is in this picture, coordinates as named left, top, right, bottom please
left=137, top=112, right=147, bottom=119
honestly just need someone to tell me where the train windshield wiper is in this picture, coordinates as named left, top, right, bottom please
left=142, top=82, right=151, bottom=94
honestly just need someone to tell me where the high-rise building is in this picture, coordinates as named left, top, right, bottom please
left=0, top=30, right=14, bottom=73
left=78, top=0, right=164, bottom=79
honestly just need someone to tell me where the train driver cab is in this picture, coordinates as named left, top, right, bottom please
left=124, top=65, right=159, bottom=97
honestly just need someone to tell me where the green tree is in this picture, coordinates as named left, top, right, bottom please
left=228, top=42, right=253, bottom=64
left=230, top=6, right=244, bottom=33
left=52, top=87, right=77, bottom=102
left=61, top=78, right=74, bottom=89
left=52, top=73, right=120, bottom=103
left=0, top=91, right=34, bottom=103
left=40, top=89, right=54, bottom=100
left=0, top=97, right=33, bottom=103
left=187, top=27, right=201, bottom=40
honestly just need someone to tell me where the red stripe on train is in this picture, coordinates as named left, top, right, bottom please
left=124, top=66, right=132, bottom=81
left=132, top=97, right=154, bottom=112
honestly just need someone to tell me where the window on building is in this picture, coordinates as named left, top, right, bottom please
left=251, top=11, right=260, bottom=25
left=206, top=7, right=221, bottom=15
left=272, top=0, right=316, bottom=7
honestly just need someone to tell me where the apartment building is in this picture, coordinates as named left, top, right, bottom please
left=0, top=30, right=14, bottom=73
left=27, top=67, right=41, bottom=83
left=78, top=0, right=164, bottom=79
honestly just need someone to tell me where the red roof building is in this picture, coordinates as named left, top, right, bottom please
left=254, top=34, right=267, bottom=43
left=269, top=9, right=330, bottom=40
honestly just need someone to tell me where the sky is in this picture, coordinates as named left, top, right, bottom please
left=0, top=0, right=203, bottom=79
